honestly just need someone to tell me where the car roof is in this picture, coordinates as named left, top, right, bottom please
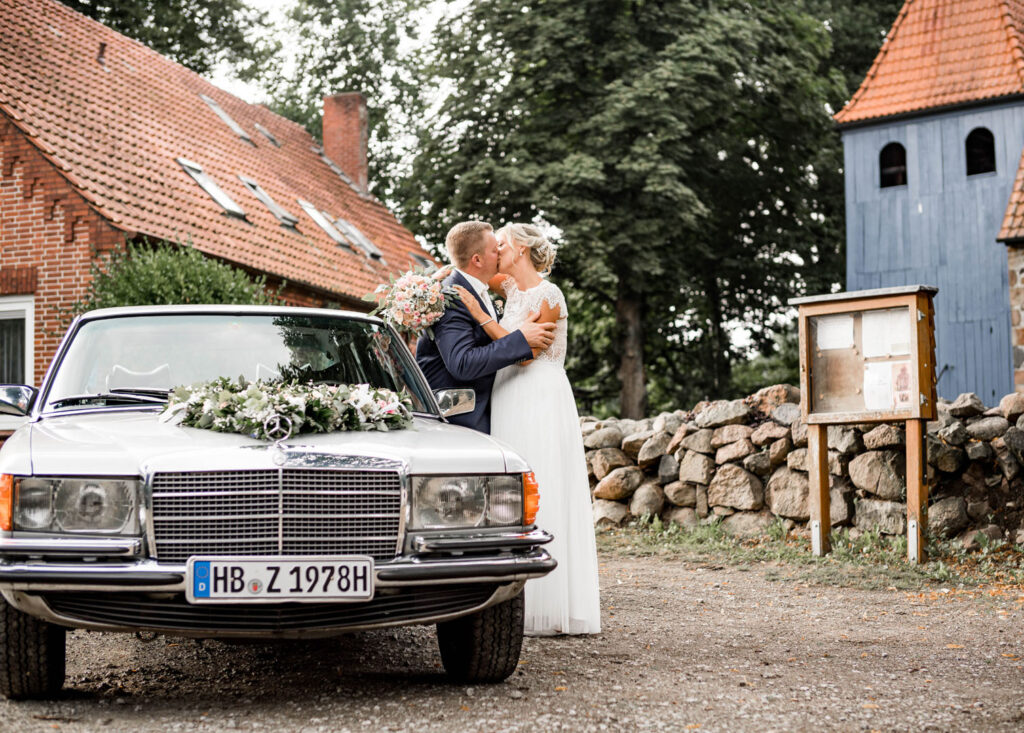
left=78, top=304, right=382, bottom=323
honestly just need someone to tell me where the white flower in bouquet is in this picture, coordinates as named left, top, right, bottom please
left=364, top=267, right=460, bottom=339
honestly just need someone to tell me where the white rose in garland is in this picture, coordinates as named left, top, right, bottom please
left=160, top=377, right=414, bottom=440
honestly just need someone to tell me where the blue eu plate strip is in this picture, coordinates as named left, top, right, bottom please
left=192, top=561, right=211, bottom=598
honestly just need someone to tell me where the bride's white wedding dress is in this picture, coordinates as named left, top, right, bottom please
left=490, top=277, right=601, bottom=636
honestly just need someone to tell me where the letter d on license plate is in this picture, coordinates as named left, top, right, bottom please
left=186, top=556, right=374, bottom=604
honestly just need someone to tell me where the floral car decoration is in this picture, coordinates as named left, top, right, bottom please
left=162, top=377, right=414, bottom=441
left=363, top=268, right=460, bottom=339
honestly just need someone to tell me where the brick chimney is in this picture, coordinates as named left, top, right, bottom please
left=322, top=93, right=369, bottom=192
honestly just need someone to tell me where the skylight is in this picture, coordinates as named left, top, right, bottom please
left=239, top=175, right=298, bottom=228
left=311, top=145, right=356, bottom=187
left=200, top=94, right=253, bottom=145
left=334, top=217, right=383, bottom=260
left=410, top=252, right=432, bottom=268
left=177, top=158, right=246, bottom=218
left=254, top=123, right=280, bottom=147
left=297, top=200, right=354, bottom=250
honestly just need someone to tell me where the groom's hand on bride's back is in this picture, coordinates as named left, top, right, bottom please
left=519, top=311, right=556, bottom=350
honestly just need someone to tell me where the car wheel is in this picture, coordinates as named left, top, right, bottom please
left=0, top=598, right=66, bottom=699
left=436, top=590, right=524, bottom=683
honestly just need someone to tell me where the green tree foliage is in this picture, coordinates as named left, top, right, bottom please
left=61, top=0, right=275, bottom=77
left=73, top=241, right=279, bottom=314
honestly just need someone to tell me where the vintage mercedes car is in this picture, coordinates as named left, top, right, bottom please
left=0, top=305, right=554, bottom=699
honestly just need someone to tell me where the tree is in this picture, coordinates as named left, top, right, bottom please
left=60, top=0, right=275, bottom=77
left=72, top=240, right=279, bottom=314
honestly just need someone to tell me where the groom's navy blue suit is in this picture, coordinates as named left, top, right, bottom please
left=416, top=271, right=532, bottom=433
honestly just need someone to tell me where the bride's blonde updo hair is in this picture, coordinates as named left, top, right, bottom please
left=496, top=223, right=558, bottom=275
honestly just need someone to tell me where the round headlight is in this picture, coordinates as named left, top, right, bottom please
left=15, top=480, right=54, bottom=530
left=54, top=480, right=133, bottom=532
left=486, top=477, right=523, bottom=526
left=414, top=477, right=487, bottom=529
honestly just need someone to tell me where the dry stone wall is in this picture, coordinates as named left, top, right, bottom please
left=584, top=385, right=1024, bottom=548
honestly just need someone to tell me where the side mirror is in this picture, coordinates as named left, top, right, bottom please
left=433, top=388, right=475, bottom=418
left=0, top=385, right=37, bottom=417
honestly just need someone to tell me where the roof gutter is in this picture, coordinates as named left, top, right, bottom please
left=835, top=93, right=1024, bottom=131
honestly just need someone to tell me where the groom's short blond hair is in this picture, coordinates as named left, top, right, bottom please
left=446, top=221, right=493, bottom=268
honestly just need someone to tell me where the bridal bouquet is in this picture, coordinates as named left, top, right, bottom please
left=364, top=268, right=459, bottom=339
left=161, top=377, right=414, bottom=440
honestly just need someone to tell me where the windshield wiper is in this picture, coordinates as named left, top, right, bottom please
left=50, top=390, right=169, bottom=408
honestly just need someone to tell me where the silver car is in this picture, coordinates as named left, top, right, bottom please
left=0, top=305, right=554, bottom=698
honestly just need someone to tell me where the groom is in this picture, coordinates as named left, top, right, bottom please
left=417, top=221, right=555, bottom=433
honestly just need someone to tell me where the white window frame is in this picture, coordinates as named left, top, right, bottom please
left=177, top=158, right=247, bottom=218
left=239, top=175, right=298, bottom=228
left=0, top=294, right=34, bottom=431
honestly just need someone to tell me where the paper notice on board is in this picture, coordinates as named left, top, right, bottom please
left=891, top=360, right=913, bottom=410
left=863, top=362, right=892, bottom=410
left=862, top=309, right=912, bottom=358
left=815, top=314, right=854, bottom=350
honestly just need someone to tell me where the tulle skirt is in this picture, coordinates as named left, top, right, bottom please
left=491, top=361, right=601, bottom=635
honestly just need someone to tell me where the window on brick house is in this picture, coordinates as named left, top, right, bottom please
left=177, top=158, right=247, bottom=218
left=297, top=200, right=355, bottom=251
left=880, top=142, right=907, bottom=188
left=200, top=94, right=254, bottom=145
left=966, top=127, right=996, bottom=176
left=238, top=175, right=298, bottom=228
left=0, top=295, right=34, bottom=429
left=334, top=217, right=383, bottom=260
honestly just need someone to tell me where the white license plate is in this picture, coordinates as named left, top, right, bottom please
left=185, top=556, right=374, bottom=604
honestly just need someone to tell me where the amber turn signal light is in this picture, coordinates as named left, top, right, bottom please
left=0, top=474, right=12, bottom=531
left=523, top=471, right=539, bottom=526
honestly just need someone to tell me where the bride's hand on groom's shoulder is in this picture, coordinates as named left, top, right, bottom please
left=452, top=285, right=486, bottom=321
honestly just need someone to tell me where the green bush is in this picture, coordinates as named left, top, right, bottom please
left=72, top=240, right=280, bottom=314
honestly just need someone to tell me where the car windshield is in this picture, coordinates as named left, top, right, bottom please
left=44, top=313, right=435, bottom=414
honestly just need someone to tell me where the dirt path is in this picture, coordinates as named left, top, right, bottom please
left=3, top=554, right=1023, bottom=732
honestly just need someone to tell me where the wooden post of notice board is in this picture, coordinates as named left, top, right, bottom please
left=790, top=286, right=938, bottom=563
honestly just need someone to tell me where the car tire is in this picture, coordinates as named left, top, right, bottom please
left=0, top=598, right=66, bottom=699
left=436, top=590, right=524, bottom=683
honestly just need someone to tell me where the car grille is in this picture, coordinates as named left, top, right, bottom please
left=150, top=469, right=403, bottom=563
left=43, top=585, right=498, bottom=633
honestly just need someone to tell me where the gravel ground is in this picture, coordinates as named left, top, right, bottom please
left=3, top=554, right=1023, bottom=732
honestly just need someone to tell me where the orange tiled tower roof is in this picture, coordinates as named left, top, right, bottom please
left=0, top=0, right=429, bottom=302
left=835, top=0, right=1024, bottom=125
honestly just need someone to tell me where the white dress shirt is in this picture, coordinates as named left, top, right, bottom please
left=456, top=269, right=497, bottom=320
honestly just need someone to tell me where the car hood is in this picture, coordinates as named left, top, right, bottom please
left=22, top=410, right=527, bottom=476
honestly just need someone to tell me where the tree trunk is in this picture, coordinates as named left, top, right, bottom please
left=705, top=276, right=730, bottom=395
left=616, top=293, right=646, bottom=419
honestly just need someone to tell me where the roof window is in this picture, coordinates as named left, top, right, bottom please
left=297, top=200, right=354, bottom=250
left=254, top=123, right=280, bottom=148
left=966, top=127, right=996, bottom=176
left=177, top=158, right=246, bottom=218
left=311, top=145, right=357, bottom=187
left=200, top=94, right=253, bottom=145
left=879, top=142, right=907, bottom=188
left=239, top=175, right=298, bottom=228
left=410, top=252, right=432, bottom=268
left=334, top=217, right=383, bottom=260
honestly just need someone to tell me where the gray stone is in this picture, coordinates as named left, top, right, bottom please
left=828, top=451, right=848, bottom=476
left=1014, top=527, right=1024, bottom=546
left=769, top=437, right=791, bottom=467
left=937, top=421, right=968, bottom=446
left=713, top=505, right=736, bottom=517
left=722, top=510, right=775, bottom=538
left=766, top=467, right=809, bottom=520
left=695, top=485, right=709, bottom=518
left=666, top=424, right=694, bottom=455
left=663, top=506, right=699, bottom=530
left=637, top=431, right=672, bottom=469
left=622, top=430, right=655, bottom=460
left=593, top=466, right=643, bottom=501
left=695, top=399, right=752, bottom=429
left=711, top=424, right=753, bottom=448
left=827, top=425, right=862, bottom=455
left=786, top=448, right=808, bottom=472
left=927, top=436, right=965, bottom=474
left=657, top=453, right=680, bottom=485
left=966, top=499, right=992, bottom=522
left=751, top=421, right=790, bottom=446
left=678, top=450, right=716, bottom=485
left=743, top=451, right=772, bottom=477
left=629, top=481, right=666, bottom=518
left=966, top=440, right=994, bottom=461
left=784, top=448, right=844, bottom=474
left=965, top=416, right=1009, bottom=441
left=854, top=498, right=907, bottom=535
left=708, top=464, right=764, bottom=511
left=590, top=448, right=632, bottom=481
left=830, top=477, right=854, bottom=526
left=681, top=429, right=714, bottom=455
left=653, top=412, right=683, bottom=435
left=615, top=419, right=639, bottom=437
left=749, top=384, right=801, bottom=416
left=958, top=524, right=1002, bottom=552
left=580, top=421, right=600, bottom=437
left=772, top=403, right=801, bottom=426
left=992, top=436, right=1021, bottom=481
left=848, top=450, right=905, bottom=500
left=863, top=424, right=905, bottom=450
left=593, top=499, right=629, bottom=528
left=664, top=481, right=697, bottom=507
left=584, top=426, right=624, bottom=450
left=791, top=420, right=808, bottom=448
left=949, top=392, right=986, bottom=418
left=929, top=496, right=969, bottom=538
left=1002, top=426, right=1024, bottom=466
left=716, top=438, right=755, bottom=465
left=1000, top=392, right=1024, bottom=422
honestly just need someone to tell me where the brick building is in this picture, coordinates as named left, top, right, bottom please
left=0, top=0, right=432, bottom=436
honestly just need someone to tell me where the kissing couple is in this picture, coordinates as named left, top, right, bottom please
left=416, top=221, right=601, bottom=636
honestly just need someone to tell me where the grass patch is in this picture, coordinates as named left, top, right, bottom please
left=597, top=516, right=1024, bottom=592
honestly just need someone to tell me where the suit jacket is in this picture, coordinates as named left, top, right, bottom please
left=416, top=271, right=532, bottom=433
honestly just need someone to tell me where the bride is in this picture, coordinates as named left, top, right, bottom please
left=452, top=223, right=601, bottom=636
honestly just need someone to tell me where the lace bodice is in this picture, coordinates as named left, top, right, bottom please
left=499, top=278, right=568, bottom=366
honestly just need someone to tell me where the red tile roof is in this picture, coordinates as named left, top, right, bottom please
left=0, top=0, right=430, bottom=303
left=999, top=147, right=1024, bottom=241
left=835, top=0, right=1024, bottom=125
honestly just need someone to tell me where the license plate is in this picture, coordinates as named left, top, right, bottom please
left=185, top=556, right=374, bottom=604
